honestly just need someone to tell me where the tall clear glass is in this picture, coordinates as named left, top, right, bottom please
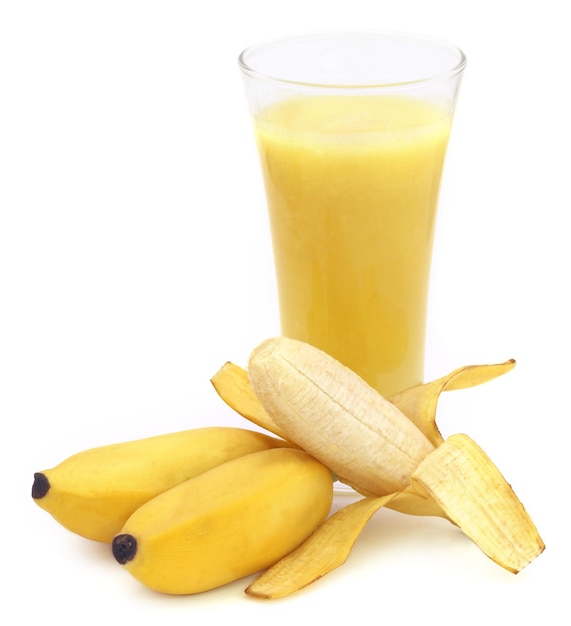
left=239, top=32, right=466, bottom=397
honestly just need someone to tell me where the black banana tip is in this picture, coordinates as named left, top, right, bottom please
left=112, top=534, right=137, bottom=564
left=32, top=473, right=50, bottom=499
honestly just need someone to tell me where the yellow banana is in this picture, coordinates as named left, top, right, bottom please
left=111, top=447, right=333, bottom=595
left=32, top=426, right=292, bottom=542
left=247, top=336, right=435, bottom=496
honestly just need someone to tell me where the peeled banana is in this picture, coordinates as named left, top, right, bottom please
left=32, top=426, right=292, bottom=542
left=212, top=337, right=544, bottom=598
left=112, top=447, right=333, bottom=594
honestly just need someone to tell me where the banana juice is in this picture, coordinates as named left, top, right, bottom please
left=254, top=94, right=452, bottom=397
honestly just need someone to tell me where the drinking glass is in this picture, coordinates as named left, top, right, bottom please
left=239, top=31, right=466, bottom=397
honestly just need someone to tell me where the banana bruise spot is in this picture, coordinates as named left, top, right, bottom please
left=112, top=534, right=138, bottom=564
left=32, top=473, right=50, bottom=499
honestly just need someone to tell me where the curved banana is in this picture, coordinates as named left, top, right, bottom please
left=32, top=426, right=292, bottom=542
left=112, top=447, right=333, bottom=594
left=248, top=337, right=435, bottom=496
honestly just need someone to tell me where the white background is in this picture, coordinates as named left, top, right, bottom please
left=1, top=1, right=569, bottom=624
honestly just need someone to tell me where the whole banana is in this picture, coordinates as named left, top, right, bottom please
left=32, top=426, right=292, bottom=542
left=112, top=447, right=333, bottom=594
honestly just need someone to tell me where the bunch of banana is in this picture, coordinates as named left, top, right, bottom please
left=111, top=447, right=333, bottom=594
left=32, top=336, right=544, bottom=600
left=211, top=336, right=545, bottom=599
left=32, top=426, right=294, bottom=542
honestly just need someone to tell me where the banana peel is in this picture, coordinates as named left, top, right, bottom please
left=212, top=361, right=286, bottom=439
left=211, top=353, right=544, bottom=599
left=389, top=359, right=516, bottom=446
left=412, top=433, right=544, bottom=574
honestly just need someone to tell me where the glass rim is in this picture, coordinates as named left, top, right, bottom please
left=238, top=30, right=467, bottom=90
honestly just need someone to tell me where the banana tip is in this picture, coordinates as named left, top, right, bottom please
left=32, top=473, right=50, bottom=499
left=112, top=534, right=138, bottom=564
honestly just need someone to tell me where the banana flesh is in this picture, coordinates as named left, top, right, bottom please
left=247, top=337, right=435, bottom=496
left=32, top=426, right=292, bottom=542
left=112, top=448, right=333, bottom=594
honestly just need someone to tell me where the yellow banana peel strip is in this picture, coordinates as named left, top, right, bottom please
left=412, top=433, right=545, bottom=573
left=211, top=361, right=288, bottom=440
left=389, top=360, right=516, bottom=447
left=246, top=494, right=396, bottom=599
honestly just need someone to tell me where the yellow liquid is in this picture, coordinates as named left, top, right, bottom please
left=254, top=95, right=452, bottom=396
